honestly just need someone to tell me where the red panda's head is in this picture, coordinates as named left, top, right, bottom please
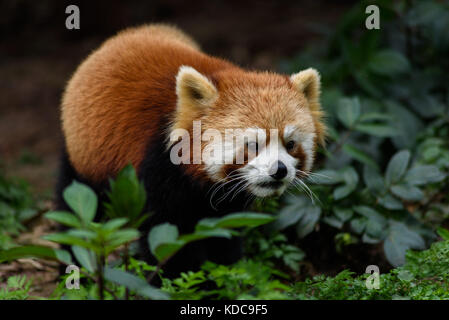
left=169, top=66, right=326, bottom=198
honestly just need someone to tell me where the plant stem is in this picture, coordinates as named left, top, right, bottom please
left=124, top=243, right=129, bottom=300
left=331, top=129, right=353, bottom=154
left=59, top=260, right=118, bottom=299
left=147, top=258, right=168, bottom=285
left=97, top=254, right=105, bottom=300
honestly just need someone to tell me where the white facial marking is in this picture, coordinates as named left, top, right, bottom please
left=242, top=130, right=298, bottom=197
left=283, top=125, right=297, bottom=141
left=201, top=125, right=316, bottom=198
left=202, top=127, right=265, bottom=181
left=301, top=132, right=316, bottom=172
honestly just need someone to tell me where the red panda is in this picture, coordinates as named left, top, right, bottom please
left=58, top=24, right=326, bottom=276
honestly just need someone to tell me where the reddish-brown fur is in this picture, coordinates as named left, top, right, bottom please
left=62, top=24, right=325, bottom=183
left=62, top=25, right=237, bottom=182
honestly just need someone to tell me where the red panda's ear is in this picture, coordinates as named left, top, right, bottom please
left=176, top=66, right=218, bottom=109
left=290, top=68, right=321, bottom=112
left=291, top=68, right=327, bottom=147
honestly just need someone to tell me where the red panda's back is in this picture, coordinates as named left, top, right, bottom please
left=61, top=24, right=233, bottom=182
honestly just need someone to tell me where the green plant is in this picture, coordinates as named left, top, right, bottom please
left=162, top=259, right=291, bottom=300
left=0, top=170, right=38, bottom=250
left=291, top=239, right=449, bottom=300
left=245, top=230, right=305, bottom=273
left=0, top=166, right=276, bottom=300
left=269, top=0, right=449, bottom=268
left=0, top=275, right=33, bottom=300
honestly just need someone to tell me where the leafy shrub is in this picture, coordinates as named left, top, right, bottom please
left=0, top=275, right=33, bottom=300
left=273, top=0, right=449, bottom=267
left=0, top=170, right=38, bottom=250
left=162, top=259, right=291, bottom=300
left=0, top=166, right=276, bottom=300
left=292, top=239, right=449, bottom=300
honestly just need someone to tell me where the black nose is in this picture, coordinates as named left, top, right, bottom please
left=270, top=161, right=288, bottom=180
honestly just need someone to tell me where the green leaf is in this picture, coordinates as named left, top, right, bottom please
left=422, top=146, right=440, bottom=162
left=63, top=181, right=98, bottom=224
left=363, top=165, right=385, bottom=193
left=151, top=242, right=185, bottom=262
left=353, top=206, right=387, bottom=225
left=197, top=212, right=275, bottom=230
left=333, top=207, right=353, bottom=222
left=102, top=218, right=129, bottom=231
left=333, top=184, right=354, bottom=200
left=359, top=112, right=394, bottom=122
left=337, top=97, right=361, bottom=128
left=148, top=218, right=245, bottom=262
left=378, top=194, right=404, bottom=210
left=67, top=229, right=97, bottom=240
left=272, top=195, right=311, bottom=230
left=333, top=167, right=358, bottom=200
left=104, top=267, right=169, bottom=300
left=106, top=229, right=140, bottom=249
left=296, top=206, right=321, bottom=238
left=362, top=233, right=382, bottom=244
left=342, top=166, right=359, bottom=186
left=323, top=216, right=343, bottom=229
left=343, top=144, right=379, bottom=169
left=385, top=150, right=411, bottom=186
left=354, top=123, right=398, bottom=137
left=384, top=221, right=425, bottom=267
left=353, top=208, right=388, bottom=243
left=0, top=245, right=72, bottom=264
left=404, top=165, right=446, bottom=186
left=368, top=50, right=410, bottom=76
left=437, top=228, right=449, bottom=241
left=310, top=169, right=342, bottom=185
left=350, top=218, right=367, bottom=234
left=365, top=219, right=386, bottom=239
left=178, top=229, right=233, bottom=243
left=391, top=185, right=424, bottom=202
left=44, top=211, right=81, bottom=228
left=43, top=233, right=97, bottom=251
left=148, top=223, right=179, bottom=261
left=104, top=164, right=147, bottom=225
left=386, top=101, right=423, bottom=149
left=397, top=270, right=414, bottom=282
left=72, top=246, right=97, bottom=273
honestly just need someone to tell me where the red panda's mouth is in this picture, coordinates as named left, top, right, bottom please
left=256, top=180, right=284, bottom=189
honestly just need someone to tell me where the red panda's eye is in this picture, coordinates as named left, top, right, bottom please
left=286, top=140, right=295, bottom=151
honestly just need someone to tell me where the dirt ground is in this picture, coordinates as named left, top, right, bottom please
left=0, top=0, right=352, bottom=298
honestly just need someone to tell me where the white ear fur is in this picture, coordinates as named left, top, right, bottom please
left=175, top=66, right=218, bottom=107
left=291, top=68, right=326, bottom=146
left=290, top=68, right=321, bottom=107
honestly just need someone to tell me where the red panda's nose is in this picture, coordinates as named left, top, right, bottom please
left=270, top=161, right=288, bottom=180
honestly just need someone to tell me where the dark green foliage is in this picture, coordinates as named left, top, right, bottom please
left=0, top=275, right=33, bottom=300
left=292, top=240, right=449, bottom=300
left=104, top=164, right=149, bottom=228
left=1, top=166, right=277, bottom=300
left=0, top=170, right=38, bottom=250
left=162, top=259, right=291, bottom=300
left=275, top=0, right=449, bottom=267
